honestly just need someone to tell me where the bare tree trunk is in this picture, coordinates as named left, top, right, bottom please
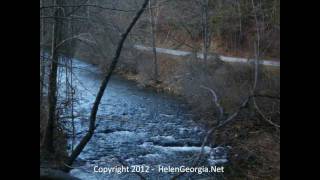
left=251, top=0, right=260, bottom=90
left=249, top=0, right=260, bottom=117
left=149, top=0, right=158, bottom=82
left=64, top=0, right=150, bottom=170
left=202, top=0, right=209, bottom=62
left=40, top=0, right=45, bottom=107
left=42, top=0, right=63, bottom=153
left=237, top=0, right=242, bottom=47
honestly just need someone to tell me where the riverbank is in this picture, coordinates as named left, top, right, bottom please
left=112, top=52, right=280, bottom=179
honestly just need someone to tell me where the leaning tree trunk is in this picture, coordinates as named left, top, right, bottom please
left=64, top=0, right=150, bottom=171
left=42, top=0, right=64, bottom=153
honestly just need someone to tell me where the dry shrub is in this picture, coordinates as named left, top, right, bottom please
left=135, top=53, right=184, bottom=93
left=136, top=53, right=156, bottom=86
left=215, top=110, right=280, bottom=180
left=157, top=54, right=185, bottom=94
left=176, top=56, right=254, bottom=123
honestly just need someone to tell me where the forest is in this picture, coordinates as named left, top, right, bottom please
left=40, top=0, right=280, bottom=179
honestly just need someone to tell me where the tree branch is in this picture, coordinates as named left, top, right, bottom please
left=63, top=0, right=150, bottom=171
left=54, top=33, right=96, bottom=51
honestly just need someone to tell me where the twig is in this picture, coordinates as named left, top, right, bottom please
left=254, top=93, right=280, bottom=100
left=200, top=85, right=224, bottom=119
left=252, top=97, right=280, bottom=128
left=55, top=33, right=96, bottom=51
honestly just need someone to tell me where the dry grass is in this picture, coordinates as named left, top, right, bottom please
left=216, top=113, right=280, bottom=180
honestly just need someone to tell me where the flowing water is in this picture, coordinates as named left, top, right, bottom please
left=58, top=59, right=228, bottom=180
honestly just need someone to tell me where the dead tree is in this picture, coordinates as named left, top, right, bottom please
left=64, top=0, right=150, bottom=170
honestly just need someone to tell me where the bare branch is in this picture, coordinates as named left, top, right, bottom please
left=200, top=85, right=224, bottom=119
left=54, top=33, right=96, bottom=50
left=252, top=97, right=280, bottom=128
left=41, top=4, right=137, bottom=13
left=40, top=0, right=173, bottom=13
